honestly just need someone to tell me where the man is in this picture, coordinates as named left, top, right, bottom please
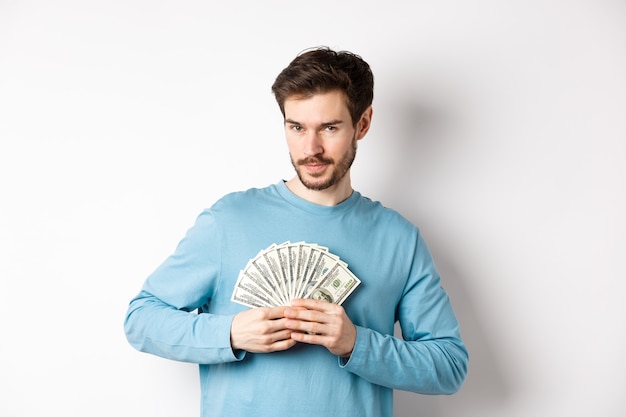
left=124, top=47, right=468, bottom=417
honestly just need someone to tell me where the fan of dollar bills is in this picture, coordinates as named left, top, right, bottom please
left=231, top=242, right=361, bottom=308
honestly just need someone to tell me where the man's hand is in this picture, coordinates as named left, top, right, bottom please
left=284, top=298, right=356, bottom=358
left=230, top=306, right=297, bottom=353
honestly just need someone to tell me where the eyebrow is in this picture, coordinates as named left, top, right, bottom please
left=284, top=119, right=344, bottom=128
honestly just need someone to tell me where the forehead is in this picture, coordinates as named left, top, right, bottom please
left=284, top=90, right=351, bottom=123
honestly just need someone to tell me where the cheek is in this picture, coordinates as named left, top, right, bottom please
left=327, top=139, right=352, bottom=155
left=285, top=137, right=299, bottom=151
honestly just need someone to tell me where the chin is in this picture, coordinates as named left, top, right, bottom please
left=301, top=177, right=334, bottom=191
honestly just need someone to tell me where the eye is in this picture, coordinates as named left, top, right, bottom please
left=289, top=124, right=303, bottom=132
left=324, top=125, right=337, bottom=132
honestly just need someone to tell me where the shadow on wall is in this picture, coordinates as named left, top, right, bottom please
left=377, top=93, right=512, bottom=415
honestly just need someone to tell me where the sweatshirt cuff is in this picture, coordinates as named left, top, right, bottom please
left=338, top=325, right=366, bottom=369
left=205, top=313, right=247, bottom=363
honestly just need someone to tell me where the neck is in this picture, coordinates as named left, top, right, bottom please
left=285, top=174, right=353, bottom=206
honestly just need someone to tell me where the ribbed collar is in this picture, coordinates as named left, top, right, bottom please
left=274, top=180, right=361, bottom=216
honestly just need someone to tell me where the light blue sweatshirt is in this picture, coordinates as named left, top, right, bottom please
left=124, top=181, right=468, bottom=417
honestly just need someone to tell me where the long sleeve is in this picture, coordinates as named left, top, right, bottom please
left=123, top=210, right=243, bottom=364
left=124, top=291, right=241, bottom=364
left=340, top=232, right=468, bottom=394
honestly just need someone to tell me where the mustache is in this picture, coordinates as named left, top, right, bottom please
left=297, top=156, right=334, bottom=166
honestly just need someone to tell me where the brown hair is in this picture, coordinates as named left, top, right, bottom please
left=271, top=46, right=374, bottom=126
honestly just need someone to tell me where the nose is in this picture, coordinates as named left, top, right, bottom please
left=303, top=131, right=323, bottom=156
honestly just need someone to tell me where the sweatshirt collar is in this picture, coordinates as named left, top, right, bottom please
left=275, top=180, right=360, bottom=215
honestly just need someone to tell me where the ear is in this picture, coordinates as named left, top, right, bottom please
left=355, top=106, right=373, bottom=141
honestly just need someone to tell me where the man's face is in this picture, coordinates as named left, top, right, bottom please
left=283, top=90, right=363, bottom=191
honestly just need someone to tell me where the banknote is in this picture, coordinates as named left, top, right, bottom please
left=231, top=242, right=360, bottom=307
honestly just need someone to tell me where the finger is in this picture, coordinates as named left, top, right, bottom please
left=283, top=307, right=326, bottom=323
left=261, top=317, right=295, bottom=334
left=252, top=328, right=294, bottom=344
left=291, top=298, right=337, bottom=313
left=264, top=306, right=291, bottom=320
left=290, top=330, right=325, bottom=344
left=284, top=316, right=326, bottom=335
left=253, top=332, right=298, bottom=353
left=266, top=328, right=296, bottom=343
left=269, top=337, right=298, bottom=352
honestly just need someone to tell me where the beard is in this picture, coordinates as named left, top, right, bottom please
left=290, top=134, right=358, bottom=191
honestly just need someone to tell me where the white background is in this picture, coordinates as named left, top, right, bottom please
left=1, top=1, right=624, bottom=416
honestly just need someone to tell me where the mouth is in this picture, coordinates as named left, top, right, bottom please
left=299, top=157, right=332, bottom=176
left=304, top=163, right=327, bottom=175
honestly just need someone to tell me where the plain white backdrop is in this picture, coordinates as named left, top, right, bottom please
left=1, top=1, right=624, bottom=416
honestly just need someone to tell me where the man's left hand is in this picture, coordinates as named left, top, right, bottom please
left=284, top=298, right=356, bottom=358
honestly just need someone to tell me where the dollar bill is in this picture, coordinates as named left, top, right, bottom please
left=231, top=242, right=360, bottom=307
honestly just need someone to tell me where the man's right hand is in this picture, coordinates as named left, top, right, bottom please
left=230, top=306, right=298, bottom=353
